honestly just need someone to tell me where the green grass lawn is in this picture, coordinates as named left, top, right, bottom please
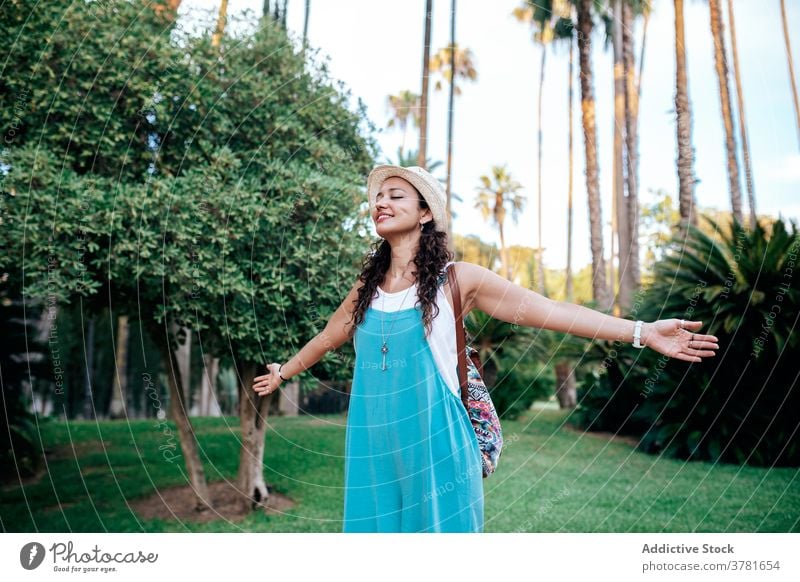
left=2, top=405, right=798, bottom=533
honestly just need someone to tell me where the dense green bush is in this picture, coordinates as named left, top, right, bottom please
left=573, top=216, right=800, bottom=467
left=465, top=309, right=583, bottom=419
left=493, top=355, right=554, bottom=420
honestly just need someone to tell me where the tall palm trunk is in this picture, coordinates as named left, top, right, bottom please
left=781, top=0, right=800, bottom=149
left=566, top=28, right=575, bottom=302
left=622, top=2, right=641, bottom=295
left=708, top=0, right=743, bottom=224
left=417, top=0, right=434, bottom=169
left=211, top=0, right=229, bottom=48
left=675, top=0, right=697, bottom=231
left=536, top=45, right=547, bottom=295
left=726, top=0, right=756, bottom=227
left=557, top=16, right=578, bottom=411
left=445, top=0, right=457, bottom=245
left=577, top=0, right=611, bottom=310
left=612, top=0, right=630, bottom=313
left=302, top=0, right=311, bottom=54
left=498, top=219, right=510, bottom=280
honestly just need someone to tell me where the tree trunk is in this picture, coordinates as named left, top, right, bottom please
left=108, top=315, right=129, bottom=419
left=445, top=0, right=457, bottom=251
left=726, top=0, right=756, bottom=227
left=708, top=0, right=743, bottom=224
left=154, top=328, right=213, bottom=513
left=577, top=0, right=611, bottom=311
left=200, top=354, right=222, bottom=416
left=554, top=360, right=577, bottom=409
left=417, top=0, right=433, bottom=168
left=622, top=2, right=641, bottom=296
left=536, top=45, right=547, bottom=295
left=780, top=0, right=800, bottom=149
left=302, top=0, right=311, bottom=53
left=566, top=21, right=575, bottom=303
left=152, top=0, right=183, bottom=25
left=174, top=327, right=192, bottom=418
left=236, top=361, right=273, bottom=513
left=82, top=315, right=96, bottom=420
left=211, top=0, right=229, bottom=48
left=675, top=0, right=697, bottom=232
left=498, top=222, right=510, bottom=280
left=612, top=0, right=630, bottom=313
left=279, top=380, right=300, bottom=416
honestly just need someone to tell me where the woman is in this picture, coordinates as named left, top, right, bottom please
left=252, top=165, right=719, bottom=533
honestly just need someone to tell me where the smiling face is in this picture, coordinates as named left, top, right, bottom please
left=372, top=176, right=432, bottom=237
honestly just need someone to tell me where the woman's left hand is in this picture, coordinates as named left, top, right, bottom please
left=642, top=319, right=719, bottom=363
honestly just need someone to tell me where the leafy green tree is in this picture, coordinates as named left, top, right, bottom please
left=1, top=6, right=377, bottom=514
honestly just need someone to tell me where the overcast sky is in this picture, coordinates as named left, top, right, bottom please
left=181, top=0, right=800, bottom=270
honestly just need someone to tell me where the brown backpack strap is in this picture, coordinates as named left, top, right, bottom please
left=446, top=263, right=470, bottom=409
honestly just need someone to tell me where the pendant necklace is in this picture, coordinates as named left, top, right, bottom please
left=379, top=264, right=416, bottom=371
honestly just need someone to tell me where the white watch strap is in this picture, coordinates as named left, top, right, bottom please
left=633, top=320, right=644, bottom=348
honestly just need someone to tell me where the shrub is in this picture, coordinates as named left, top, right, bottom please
left=573, top=216, right=800, bottom=467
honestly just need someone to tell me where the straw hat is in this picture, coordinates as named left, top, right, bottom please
left=366, top=165, right=449, bottom=233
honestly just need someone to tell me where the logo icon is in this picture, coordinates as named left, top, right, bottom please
left=20, top=542, right=46, bottom=570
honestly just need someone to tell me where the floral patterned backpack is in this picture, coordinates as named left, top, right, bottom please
left=446, top=264, right=504, bottom=477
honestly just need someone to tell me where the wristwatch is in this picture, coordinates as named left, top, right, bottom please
left=632, top=320, right=645, bottom=348
left=277, top=365, right=288, bottom=381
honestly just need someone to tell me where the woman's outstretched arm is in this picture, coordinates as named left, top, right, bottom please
left=253, top=278, right=362, bottom=395
left=455, top=261, right=719, bottom=363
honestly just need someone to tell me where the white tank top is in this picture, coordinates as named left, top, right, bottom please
left=370, top=261, right=460, bottom=398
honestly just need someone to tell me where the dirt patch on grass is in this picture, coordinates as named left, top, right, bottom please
left=130, top=480, right=295, bottom=524
left=46, top=441, right=111, bottom=460
left=562, top=424, right=641, bottom=447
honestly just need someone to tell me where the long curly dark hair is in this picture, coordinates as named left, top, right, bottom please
left=349, top=193, right=453, bottom=337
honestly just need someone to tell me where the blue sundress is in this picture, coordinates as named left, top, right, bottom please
left=342, top=283, right=484, bottom=533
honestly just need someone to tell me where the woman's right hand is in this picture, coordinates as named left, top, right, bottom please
left=253, top=363, right=283, bottom=396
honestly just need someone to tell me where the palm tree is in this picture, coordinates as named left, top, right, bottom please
left=781, top=0, right=800, bottom=148
left=430, top=44, right=478, bottom=94
left=417, top=0, right=434, bottom=169
left=512, top=0, right=560, bottom=297
left=708, top=0, right=744, bottom=224
left=556, top=3, right=581, bottom=409
left=386, top=90, right=421, bottom=159
left=386, top=147, right=443, bottom=173
left=262, top=0, right=288, bottom=29
left=475, top=165, right=526, bottom=280
left=621, top=0, right=646, bottom=303
left=726, top=0, right=756, bottom=227
left=212, top=0, right=229, bottom=48
left=674, top=0, right=698, bottom=232
left=429, top=39, right=477, bottom=239
left=566, top=8, right=576, bottom=303
left=612, top=0, right=629, bottom=312
left=577, top=0, right=612, bottom=310
left=515, top=1, right=579, bottom=407
left=303, top=0, right=311, bottom=54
